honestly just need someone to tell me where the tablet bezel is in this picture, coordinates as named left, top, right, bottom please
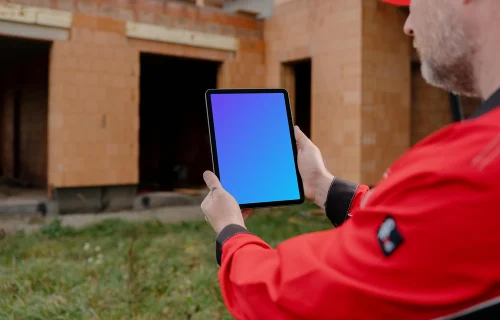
left=205, top=88, right=305, bottom=209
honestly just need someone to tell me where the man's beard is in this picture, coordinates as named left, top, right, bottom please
left=421, top=54, right=477, bottom=97
left=418, top=16, right=479, bottom=97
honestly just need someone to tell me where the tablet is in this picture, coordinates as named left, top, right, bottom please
left=205, top=88, right=305, bottom=209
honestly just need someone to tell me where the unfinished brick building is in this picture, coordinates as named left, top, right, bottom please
left=0, top=0, right=480, bottom=213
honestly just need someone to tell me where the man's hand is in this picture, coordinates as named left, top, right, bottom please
left=294, top=126, right=335, bottom=208
left=201, top=171, right=247, bottom=234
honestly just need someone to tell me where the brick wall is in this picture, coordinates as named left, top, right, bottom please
left=218, top=38, right=265, bottom=88
left=266, top=0, right=410, bottom=184
left=42, top=2, right=265, bottom=189
left=266, top=0, right=364, bottom=183
left=48, top=14, right=139, bottom=187
left=0, top=45, right=49, bottom=187
left=3, top=0, right=419, bottom=188
left=361, top=1, right=411, bottom=185
left=410, top=64, right=451, bottom=145
left=3, top=0, right=263, bottom=40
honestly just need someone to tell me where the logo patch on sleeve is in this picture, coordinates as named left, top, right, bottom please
left=377, top=216, right=404, bottom=257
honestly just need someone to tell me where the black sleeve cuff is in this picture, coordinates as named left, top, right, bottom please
left=324, top=178, right=359, bottom=227
left=216, top=224, right=251, bottom=266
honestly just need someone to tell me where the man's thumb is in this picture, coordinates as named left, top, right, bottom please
left=294, top=125, right=311, bottom=146
left=203, top=171, right=222, bottom=191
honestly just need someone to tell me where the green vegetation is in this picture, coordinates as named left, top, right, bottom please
left=0, top=203, right=331, bottom=320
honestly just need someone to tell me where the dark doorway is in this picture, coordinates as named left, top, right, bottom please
left=139, top=53, right=220, bottom=192
left=0, top=35, right=50, bottom=188
left=284, top=59, right=312, bottom=137
left=292, top=59, right=312, bottom=138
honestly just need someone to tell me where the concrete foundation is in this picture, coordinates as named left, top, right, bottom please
left=46, top=186, right=205, bottom=214
left=0, top=184, right=206, bottom=215
left=0, top=205, right=206, bottom=235
left=51, top=185, right=137, bottom=214
left=0, top=199, right=58, bottom=216
left=134, top=191, right=207, bottom=211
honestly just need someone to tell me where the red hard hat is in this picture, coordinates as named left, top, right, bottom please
left=382, top=0, right=410, bottom=5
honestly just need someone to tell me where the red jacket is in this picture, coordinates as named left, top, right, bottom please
left=214, top=89, right=500, bottom=320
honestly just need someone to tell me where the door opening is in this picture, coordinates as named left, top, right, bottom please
left=139, top=53, right=220, bottom=192
left=0, top=35, right=50, bottom=188
left=281, top=59, right=312, bottom=138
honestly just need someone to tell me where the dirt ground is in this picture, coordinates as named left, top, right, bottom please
left=0, top=205, right=205, bottom=235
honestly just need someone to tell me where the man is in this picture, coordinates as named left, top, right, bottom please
left=201, top=0, right=500, bottom=319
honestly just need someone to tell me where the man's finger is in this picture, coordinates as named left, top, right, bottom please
left=294, top=126, right=312, bottom=148
left=203, top=171, right=222, bottom=191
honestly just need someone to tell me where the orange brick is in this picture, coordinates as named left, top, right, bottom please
left=56, top=0, right=75, bottom=11
left=136, top=10, right=156, bottom=24
left=210, top=11, right=230, bottom=25
left=71, top=27, right=95, bottom=43
left=109, top=0, right=134, bottom=9
left=135, top=0, right=164, bottom=12
left=198, top=8, right=214, bottom=23
left=234, top=16, right=258, bottom=30
left=96, top=16, right=126, bottom=35
left=164, top=1, right=184, bottom=17
left=76, top=0, right=99, bottom=15
left=72, top=13, right=99, bottom=29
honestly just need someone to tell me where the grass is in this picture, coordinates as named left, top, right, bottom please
left=0, top=202, right=331, bottom=320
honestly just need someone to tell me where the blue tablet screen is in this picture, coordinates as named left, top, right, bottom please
left=210, top=92, right=301, bottom=205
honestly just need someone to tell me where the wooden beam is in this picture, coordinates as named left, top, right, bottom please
left=125, top=21, right=239, bottom=52
left=36, top=8, right=72, bottom=28
left=0, top=3, right=72, bottom=28
left=0, top=20, right=69, bottom=40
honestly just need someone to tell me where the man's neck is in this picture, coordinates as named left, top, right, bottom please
left=477, top=56, right=500, bottom=101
